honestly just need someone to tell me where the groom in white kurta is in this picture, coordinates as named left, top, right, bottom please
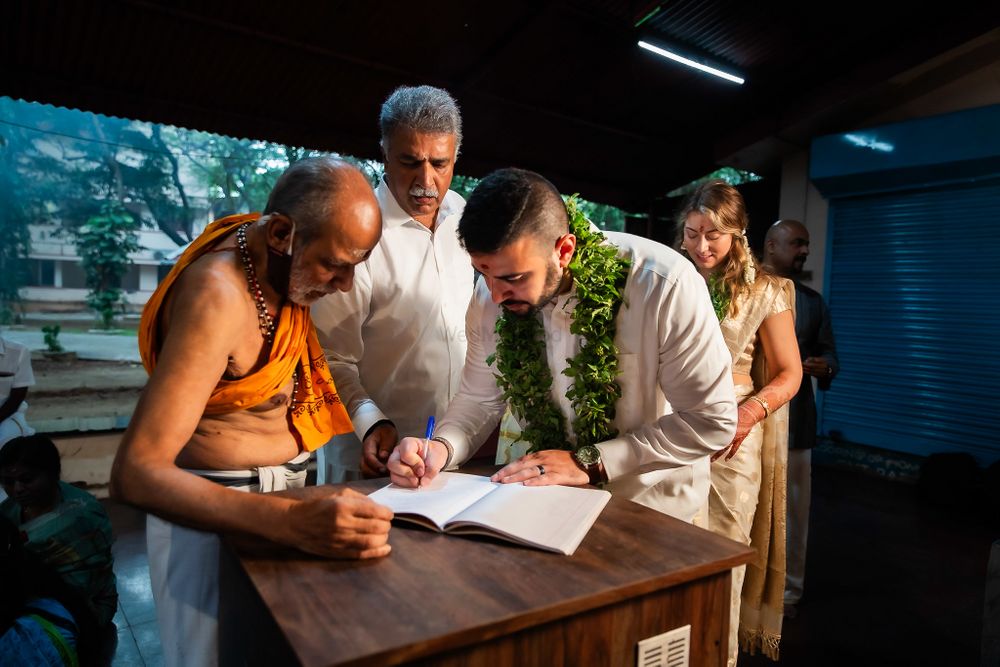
left=388, top=168, right=737, bottom=524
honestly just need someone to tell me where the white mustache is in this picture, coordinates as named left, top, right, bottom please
left=410, top=186, right=439, bottom=198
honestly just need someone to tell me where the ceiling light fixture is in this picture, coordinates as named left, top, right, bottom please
left=638, top=40, right=745, bottom=85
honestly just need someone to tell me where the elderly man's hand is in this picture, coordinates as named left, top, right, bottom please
left=284, top=487, right=393, bottom=559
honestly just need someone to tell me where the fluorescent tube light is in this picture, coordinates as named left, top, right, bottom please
left=638, top=40, right=745, bottom=85
left=843, top=133, right=894, bottom=153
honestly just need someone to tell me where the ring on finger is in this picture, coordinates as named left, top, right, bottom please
left=537, top=465, right=546, bottom=476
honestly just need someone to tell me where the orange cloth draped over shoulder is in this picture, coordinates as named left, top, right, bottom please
left=138, top=213, right=353, bottom=451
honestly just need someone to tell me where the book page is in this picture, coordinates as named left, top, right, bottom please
left=446, top=483, right=611, bottom=555
left=368, top=472, right=498, bottom=530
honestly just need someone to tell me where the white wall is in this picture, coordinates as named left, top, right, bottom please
left=779, top=153, right=829, bottom=292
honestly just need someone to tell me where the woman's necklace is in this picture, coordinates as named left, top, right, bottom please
left=235, top=223, right=276, bottom=343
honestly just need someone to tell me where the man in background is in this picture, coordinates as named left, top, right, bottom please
left=0, top=333, right=35, bottom=447
left=313, top=85, right=482, bottom=482
left=764, top=219, right=839, bottom=616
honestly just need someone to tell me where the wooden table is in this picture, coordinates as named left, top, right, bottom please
left=219, top=474, right=752, bottom=666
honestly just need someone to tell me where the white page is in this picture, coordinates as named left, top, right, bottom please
left=368, top=472, right=498, bottom=530
left=447, top=483, right=611, bottom=555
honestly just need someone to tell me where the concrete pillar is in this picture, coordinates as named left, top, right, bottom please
left=779, top=150, right=830, bottom=293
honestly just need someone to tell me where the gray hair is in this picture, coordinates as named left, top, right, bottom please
left=379, top=85, right=462, bottom=156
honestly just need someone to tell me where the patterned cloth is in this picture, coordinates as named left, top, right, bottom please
left=138, top=213, right=353, bottom=451
left=711, top=276, right=793, bottom=662
left=1, top=482, right=117, bottom=628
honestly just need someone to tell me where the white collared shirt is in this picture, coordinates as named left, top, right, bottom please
left=0, top=336, right=35, bottom=414
left=312, top=180, right=476, bottom=443
left=435, top=232, right=737, bottom=522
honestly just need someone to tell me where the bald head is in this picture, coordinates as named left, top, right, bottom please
left=324, top=165, right=381, bottom=258
left=263, top=158, right=380, bottom=304
left=765, top=219, right=810, bottom=278
left=265, top=157, right=379, bottom=248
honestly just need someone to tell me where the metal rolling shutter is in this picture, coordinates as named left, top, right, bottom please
left=820, top=179, right=1000, bottom=461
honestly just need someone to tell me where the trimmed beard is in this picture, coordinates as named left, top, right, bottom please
left=504, top=262, right=565, bottom=318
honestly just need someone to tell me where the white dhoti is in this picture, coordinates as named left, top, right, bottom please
left=147, top=452, right=309, bottom=667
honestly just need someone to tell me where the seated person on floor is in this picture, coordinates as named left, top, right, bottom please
left=0, top=434, right=119, bottom=661
left=0, top=514, right=103, bottom=667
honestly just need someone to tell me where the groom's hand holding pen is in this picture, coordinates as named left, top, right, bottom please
left=387, top=416, right=447, bottom=488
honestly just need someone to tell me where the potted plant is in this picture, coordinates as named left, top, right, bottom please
left=41, top=324, right=77, bottom=361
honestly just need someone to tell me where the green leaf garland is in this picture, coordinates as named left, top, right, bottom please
left=486, top=196, right=631, bottom=452
left=707, top=271, right=731, bottom=322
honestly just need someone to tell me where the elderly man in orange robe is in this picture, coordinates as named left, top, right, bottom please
left=111, top=157, right=393, bottom=667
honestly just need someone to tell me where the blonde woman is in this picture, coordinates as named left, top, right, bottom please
left=676, top=180, right=802, bottom=664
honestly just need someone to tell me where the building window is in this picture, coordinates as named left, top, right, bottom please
left=61, top=261, right=87, bottom=289
left=122, top=264, right=140, bottom=292
left=27, top=259, right=56, bottom=286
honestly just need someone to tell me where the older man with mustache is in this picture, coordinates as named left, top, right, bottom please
left=313, top=86, right=486, bottom=483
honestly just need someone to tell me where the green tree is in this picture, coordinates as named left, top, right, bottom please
left=74, top=204, right=142, bottom=329
left=173, top=131, right=288, bottom=217
left=575, top=200, right=626, bottom=232
left=666, top=166, right=761, bottom=197
left=0, top=98, right=201, bottom=246
left=0, top=131, right=32, bottom=322
left=449, top=174, right=480, bottom=201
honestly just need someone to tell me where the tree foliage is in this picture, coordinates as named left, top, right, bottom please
left=74, top=204, right=142, bottom=328
left=0, top=96, right=634, bottom=318
left=666, top=166, right=762, bottom=198
left=0, top=127, right=32, bottom=322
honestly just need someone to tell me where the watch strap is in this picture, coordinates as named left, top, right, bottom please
left=589, top=459, right=608, bottom=486
left=430, top=436, right=454, bottom=470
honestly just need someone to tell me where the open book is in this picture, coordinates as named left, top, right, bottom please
left=369, top=472, right=611, bottom=555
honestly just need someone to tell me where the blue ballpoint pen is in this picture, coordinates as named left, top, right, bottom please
left=422, top=415, right=436, bottom=466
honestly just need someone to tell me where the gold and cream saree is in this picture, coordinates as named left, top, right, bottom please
left=710, top=276, right=793, bottom=663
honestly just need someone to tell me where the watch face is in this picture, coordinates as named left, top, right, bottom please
left=575, top=445, right=600, bottom=466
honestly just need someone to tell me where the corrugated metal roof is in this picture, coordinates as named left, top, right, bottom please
left=2, top=0, right=997, bottom=209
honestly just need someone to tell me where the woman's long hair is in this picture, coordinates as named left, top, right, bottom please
left=674, top=179, right=764, bottom=318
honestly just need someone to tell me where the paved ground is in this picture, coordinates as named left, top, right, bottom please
left=2, top=326, right=141, bottom=362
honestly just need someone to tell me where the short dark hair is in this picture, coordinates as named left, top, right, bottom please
left=458, top=168, right=569, bottom=255
left=0, top=434, right=61, bottom=480
left=264, top=157, right=355, bottom=245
